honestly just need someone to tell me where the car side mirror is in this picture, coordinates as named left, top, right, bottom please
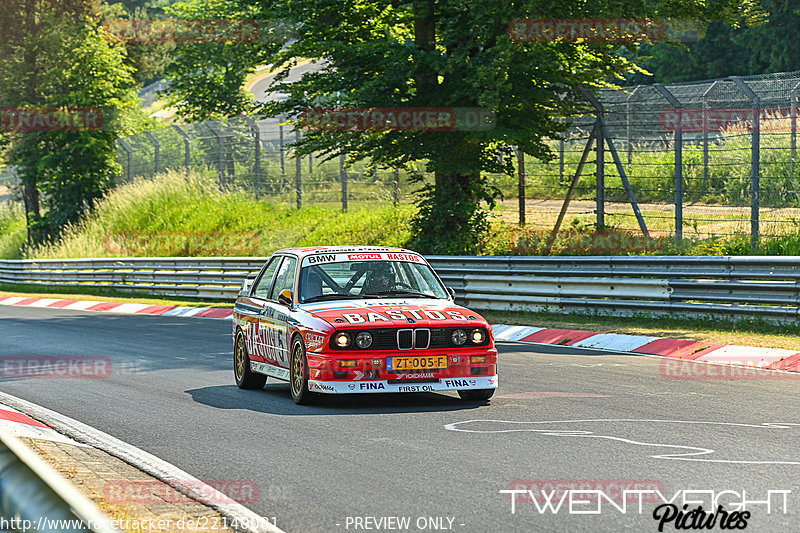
left=278, top=289, right=293, bottom=306
left=447, top=287, right=456, bottom=300
left=240, top=276, right=256, bottom=296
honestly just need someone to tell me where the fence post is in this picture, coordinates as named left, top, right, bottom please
left=655, top=84, right=683, bottom=241
left=393, top=168, right=399, bottom=207
left=295, top=129, right=302, bottom=209
left=144, top=131, right=160, bottom=175
left=791, top=82, right=799, bottom=177
left=243, top=116, right=261, bottom=198
left=701, top=81, right=719, bottom=183
left=626, top=86, right=640, bottom=169
left=731, top=77, right=761, bottom=247
left=515, top=146, right=525, bottom=226
left=596, top=114, right=605, bottom=229
left=279, top=118, right=285, bottom=176
left=172, top=125, right=191, bottom=169
left=340, top=153, right=348, bottom=211
left=558, top=137, right=565, bottom=183
left=205, top=121, right=225, bottom=189
left=117, top=139, right=134, bottom=183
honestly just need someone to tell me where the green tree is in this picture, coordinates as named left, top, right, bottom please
left=161, top=0, right=273, bottom=120
left=0, top=0, right=144, bottom=243
left=633, top=0, right=798, bottom=83
left=167, top=0, right=763, bottom=253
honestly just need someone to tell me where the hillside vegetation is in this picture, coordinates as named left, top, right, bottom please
left=14, top=171, right=414, bottom=259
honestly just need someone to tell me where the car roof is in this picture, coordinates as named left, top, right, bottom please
left=273, top=246, right=422, bottom=258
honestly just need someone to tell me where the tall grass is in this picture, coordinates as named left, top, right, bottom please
left=26, top=170, right=415, bottom=259
left=0, top=202, right=26, bottom=259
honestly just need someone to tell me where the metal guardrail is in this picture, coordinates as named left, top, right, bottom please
left=0, top=432, right=120, bottom=533
left=1, top=256, right=799, bottom=321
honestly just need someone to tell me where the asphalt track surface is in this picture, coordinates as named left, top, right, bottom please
left=1, top=306, right=799, bottom=533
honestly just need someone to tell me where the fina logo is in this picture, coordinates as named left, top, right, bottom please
left=359, top=382, right=386, bottom=390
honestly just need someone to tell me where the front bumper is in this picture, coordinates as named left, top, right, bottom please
left=307, top=375, right=497, bottom=394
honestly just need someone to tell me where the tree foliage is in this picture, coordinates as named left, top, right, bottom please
left=0, top=0, right=144, bottom=243
left=632, top=0, right=798, bottom=83
left=167, top=0, right=764, bottom=253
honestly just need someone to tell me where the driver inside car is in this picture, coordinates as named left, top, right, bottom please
left=362, top=263, right=397, bottom=295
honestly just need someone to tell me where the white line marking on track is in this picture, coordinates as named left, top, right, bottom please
left=444, top=419, right=800, bottom=465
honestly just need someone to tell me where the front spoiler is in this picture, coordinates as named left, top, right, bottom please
left=307, top=375, right=497, bottom=394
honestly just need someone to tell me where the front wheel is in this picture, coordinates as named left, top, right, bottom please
left=458, top=389, right=494, bottom=401
left=234, top=330, right=267, bottom=390
left=290, top=337, right=316, bottom=405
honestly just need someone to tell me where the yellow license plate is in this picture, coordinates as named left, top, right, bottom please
left=389, top=355, right=447, bottom=372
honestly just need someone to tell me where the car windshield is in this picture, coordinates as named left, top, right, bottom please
left=298, top=259, right=448, bottom=303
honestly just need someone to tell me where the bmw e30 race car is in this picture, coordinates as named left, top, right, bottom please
left=232, top=246, right=498, bottom=404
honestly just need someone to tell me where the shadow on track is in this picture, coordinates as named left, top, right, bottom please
left=185, top=383, right=489, bottom=416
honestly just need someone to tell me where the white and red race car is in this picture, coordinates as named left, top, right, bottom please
left=232, top=246, right=498, bottom=404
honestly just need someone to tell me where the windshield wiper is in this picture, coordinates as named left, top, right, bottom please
left=371, top=290, right=433, bottom=298
left=302, top=293, right=353, bottom=303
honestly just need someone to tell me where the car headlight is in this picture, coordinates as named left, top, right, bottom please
left=355, top=331, right=373, bottom=349
left=451, top=329, right=467, bottom=346
left=334, top=332, right=351, bottom=348
left=470, top=328, right=485, bottom=344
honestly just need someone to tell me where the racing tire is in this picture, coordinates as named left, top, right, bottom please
left=234, top=329, right=267, bottom=390
left=290, top=336, right=316, bottom=405
left=457, top=389, right=495, bottom=401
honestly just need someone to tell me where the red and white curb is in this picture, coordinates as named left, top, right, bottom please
left=493, top=324, right=800, bottom=373
left=0, top=296, right=233, bottom=320
left=0, top=392, right=284, bottom=533
left=0, top=405, right=87, bottom=446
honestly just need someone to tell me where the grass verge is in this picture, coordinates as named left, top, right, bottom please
left=480, top=309, right=800, bottom=351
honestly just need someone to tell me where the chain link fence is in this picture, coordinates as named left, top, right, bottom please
left=521, top=71, right=800, bottom=246
left=116, top=70, right=800, bottom=246
left=115, top=115, right=408, bottom=208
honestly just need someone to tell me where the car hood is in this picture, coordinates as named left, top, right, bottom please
left=299, top=298, right=486, bottom=328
